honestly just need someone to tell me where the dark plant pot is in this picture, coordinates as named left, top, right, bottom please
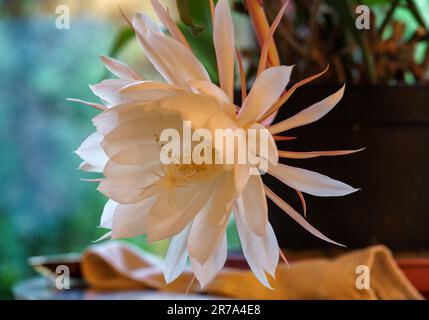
left=263, top=85, right=429, bottom=252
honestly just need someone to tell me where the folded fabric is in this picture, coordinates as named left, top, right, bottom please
left=81, top=242, right=422, bottom=300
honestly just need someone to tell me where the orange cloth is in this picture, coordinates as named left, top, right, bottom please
left=81, top=242, right=422, bottom=300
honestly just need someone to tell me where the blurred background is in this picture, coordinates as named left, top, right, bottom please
left=0, top=0, right=428, bottom=299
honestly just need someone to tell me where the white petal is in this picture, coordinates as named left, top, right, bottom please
left=145, top=180, right=216, bottom=242
left=164, top=223, right=192, bottom=284
left=99, top=199, right=118, bottom=229
left=100, top=56, right=143, bottom=81
left=234, top=164, right=250, bottom=196
left=111, top=196, right=158, bottom=239
left=75, top=132, right=108, bottom=171
left=66, top=98, right=106, bottom=111
left=101, top=112, right=181, bottom=165
left=238, top=66, right=293, bottom=127
left=90, top=79, right=135, bottom=106
left=269, top=85, right=345, bottom=134
left=190, top=233, right=227, bottom=289
left=119, top=81, right=182, bottom=101
left=213, top=0, right=235, bottom=101
left=150, top=0, right=190, bottom=49
left=188, top=80, right=230, bottom=103
left=238, top=175, right=268, bottom=236
left=98, top=160, right=160, bottom=204
left=92, top=102, right=150, bottom=136
left=249, top=123, right=278, bottom=166
left=187, top=80, right=235, bottom=117
left=187, top=196, right=231, bottom=265
left=133, top=14, right=210, bottom=86
left=264, top=186, right=345, bottom=247
left=206, top=171, right=240, bottom=226
left=234, top=201, right=278, bottom=288
left=148, top=93, right=239, bottom=136
left=268, top=163, right=358, bottom=197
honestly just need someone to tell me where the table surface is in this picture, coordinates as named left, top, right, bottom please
left=13, top=277, right=220, bottom=300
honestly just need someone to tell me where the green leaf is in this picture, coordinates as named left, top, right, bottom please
left=176, top=0, right=220, bottom=83
left=108, top=26, right=134, bottom=57
left=178, top=22, right=219, bottom=83
left=103, top=26, right=134, bottom=80
left=176, top=0, right=218, bottom=35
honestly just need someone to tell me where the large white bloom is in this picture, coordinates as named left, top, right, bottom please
left=73, top=0, right=360, bottom=288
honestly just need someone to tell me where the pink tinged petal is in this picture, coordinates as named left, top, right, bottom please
left=278, top=148, right=365, bottom=159
left=134, top=13, right=162, bottom=33
left=164, top=223, right=192, bottom=284
left=99, top=199, right=119, bottom=229
left=146, top=31, right=211, bottom=85
left=268, top=163, right=359, bottom=197
left=111, top=196, right=158, bottom=239
left=264, top=186, right=345, bottom=247
left=295, top=189, right=307, bottom=218
left=78, top=161, right=102, bottom=173
left=257, top=0, right=288, bottom=75
left=234, top=201, right=278, bottom=288
left=213, top=0, right=235, bottom=102
left=90, top=79, right=135, bottom=106
left=66, top=98, right=106, bottom=111
left=190, top=233, right=227, bottom=289
left=269, top=85, right=345, bottom=135
left=75, top=132, right=108, bottom=171
left=119, top=81, right=182, bottom=101
left=260, top=112, right=277, bottom=127
left=100, top=56, right=143, bottom=81
left=238, top=175, right=268, bottom=236
left=133, top=14, right=210, bottom=86
left=273, top=135, right=297, bottom=141
left=150, top=0, right=190, bottom=49
left=133, top=14, right=179, bottom=85
left=238, top=66, right=293, bottom=127
left=236, top=47, right=247, bottom=102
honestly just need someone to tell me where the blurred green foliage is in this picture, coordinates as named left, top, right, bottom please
left=0, top=18, right=112, bottom=299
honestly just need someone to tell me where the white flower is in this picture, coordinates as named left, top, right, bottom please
left=73, top=0, right=360, bottom=288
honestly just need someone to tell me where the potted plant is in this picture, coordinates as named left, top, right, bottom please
left=107, top=0, right=429, bottom=252
left=253, top=0, right=429, bottom=252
